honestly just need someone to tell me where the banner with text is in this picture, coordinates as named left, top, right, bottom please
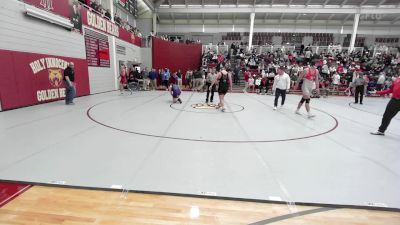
left=0, top=49, right=90, bottom=110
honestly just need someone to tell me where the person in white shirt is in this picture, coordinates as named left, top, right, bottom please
left=248, top=75, right=255, bottom=93
left=331, top=72, right=341, bottom=92
left=272, top=66, right=291, bottom=110
left=376, top=72, right=386, bottom=91
left=255, top=76, right=262, bottom=94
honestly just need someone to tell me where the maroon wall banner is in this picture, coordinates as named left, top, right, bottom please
left=81, top=8, right=141, bottom=47
left=24, top=0, right=70, bottom=18
left=83, top=10, right=119, bottom=37
left=119, top=28, right=142, bottom=47
left=24, top=0, right=82, bottom=32
left=0, top=49, right=90, bottom=110
left=152, top=37, right=202, bottom=76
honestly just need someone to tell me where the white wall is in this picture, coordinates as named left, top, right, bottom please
left=140, top=48, right=152, bottom=69
left=0, top=0, right=85, bottom=59
left=83, top=26, right=117, bottom=94
left=136, top=18, right=152, bottom=37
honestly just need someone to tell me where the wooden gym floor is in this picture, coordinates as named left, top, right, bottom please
left=0, top=185, right=399, bottom=225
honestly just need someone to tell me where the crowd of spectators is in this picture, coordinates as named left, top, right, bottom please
left=200, top=43, right=400, bottom=96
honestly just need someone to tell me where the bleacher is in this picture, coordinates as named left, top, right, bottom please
left=222, top=32, right=241, bottom=41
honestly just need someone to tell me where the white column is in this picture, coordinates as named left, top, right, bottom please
left=349, top=13, right=360, bottom=52
left=248, top=12, right=255, bottom=51
left=110, top=37, right=119, bottom=90
left=108, top=0, right=114, bottom=22
left=153, top=13, right=157, bottom=34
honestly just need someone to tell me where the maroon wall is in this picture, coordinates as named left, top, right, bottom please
left=24, top=0, right=70, bottom=18
left=0, top=50, right=90, bottom=110
left=152, top=37, right=202, bottom=75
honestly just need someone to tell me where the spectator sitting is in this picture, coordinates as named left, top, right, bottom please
left=114, top=14, right=121, bottom=26
left=104, top=9, right=111, bottom=20
left=248, top=75, right=255, bottom=93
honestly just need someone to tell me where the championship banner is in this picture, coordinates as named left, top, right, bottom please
left=0, top=49, right=90, bottom=110
left=24, top=0, right=83, bottom=32
left=24, top=0, right=71, bottom=18
left=23, top=0, right=141, bottom=46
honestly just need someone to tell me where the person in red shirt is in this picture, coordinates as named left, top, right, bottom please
left=295, top=61, right=320, bottom=118
left=119, top=64, right=130, bottom=95
left=371, top=76, right=400, bottom=135
left=243, top=68, right=251, bottom=92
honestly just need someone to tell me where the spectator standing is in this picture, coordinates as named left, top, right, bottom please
left=63, top=62, right=76, bottom=105
left=148, top=68, right=157, bottom=90
left=163, top=68, right=170, bottom=90
left=376, top=72, right=386, bottom=91
left=185, top=69, right=193, bottom=89
left=331, top=72, right=341, bottom=92
left=193, top=70, right=204, bottom=91
left=243, top=68, right=251, bottom=92
left=142, top=67, right=150, bottom=90
left=176, top=69, right=183, bottom=89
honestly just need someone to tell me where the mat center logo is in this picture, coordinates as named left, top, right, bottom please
left=191, top=103, right=217, bottom=109
left=40, top=0, right=54, bottom=11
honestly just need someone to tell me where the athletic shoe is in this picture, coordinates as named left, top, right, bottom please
left=221, top=108, right=226, bottom=112
left=295, top=111, right=301, bottom=115
left=273, top=106, right=277, bottom=110
left=178, top=98, right=182, bottom=104
left=280, top=105, right=284, bottom=109
left=370, top=131, right=384, bottom=136
left=308, top=114, right=316, bottom=118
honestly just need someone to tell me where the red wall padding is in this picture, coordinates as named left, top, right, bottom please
left=0, top=49, right=90, bottom=110
left=152, top=37, right=202, bottom=75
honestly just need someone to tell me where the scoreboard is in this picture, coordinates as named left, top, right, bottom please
left=117, top=0, right=138, bottom=17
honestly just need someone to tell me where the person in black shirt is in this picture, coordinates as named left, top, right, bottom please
left=63, top=62, right=76, bottom=105
left=104, top=9, right=111, bottom=20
